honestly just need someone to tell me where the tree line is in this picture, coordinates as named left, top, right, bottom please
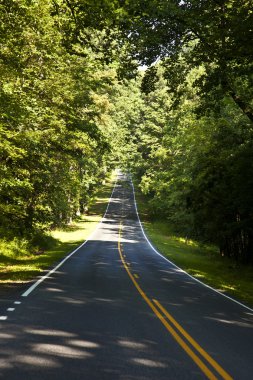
left=1, top=1, right=253, bottom=264
left=0, top=0, right=116, bottom=239
left=113, top=0, right=253, bottom=263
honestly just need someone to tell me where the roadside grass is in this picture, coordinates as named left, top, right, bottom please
left=0, top=175, right=114, bottom=288
left=135, top=187, right=253, bottom=308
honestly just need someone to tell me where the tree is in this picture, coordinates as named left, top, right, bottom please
left=118, top=0, right=253, bottom=123
left=0, top=0, right=113, bottom=236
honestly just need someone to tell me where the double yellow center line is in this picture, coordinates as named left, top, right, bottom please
left=118, top=223, right=233, bottom=380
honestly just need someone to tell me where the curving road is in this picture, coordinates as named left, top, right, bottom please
left=0, top=172, right=252, bottom=379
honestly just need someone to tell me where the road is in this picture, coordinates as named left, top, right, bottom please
left=0, top=172, right=252, bottom=379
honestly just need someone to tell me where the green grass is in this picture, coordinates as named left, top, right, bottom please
left=135, top=188, right=253, bottom=308
left=0, top=175, right=115, bottom=290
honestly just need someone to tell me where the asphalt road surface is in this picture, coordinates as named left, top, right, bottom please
left=0, top=172, right=253, bottom=380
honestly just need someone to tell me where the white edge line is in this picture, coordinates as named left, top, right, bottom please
left=22, top=177, right=118, bottom=297
left=130, top=178, right=253, bottom=313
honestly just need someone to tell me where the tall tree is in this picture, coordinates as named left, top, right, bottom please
left=0, top=0, right=113, bottom=236
left=118, top=0, right=253, bottom=122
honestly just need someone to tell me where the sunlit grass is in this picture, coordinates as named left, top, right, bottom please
left=135, top=189, right=253, bottom=308
left=0, top=174, right=115, bottom=287
left=52, top=215, right=101, bottom=243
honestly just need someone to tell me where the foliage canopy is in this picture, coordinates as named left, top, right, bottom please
left=1, top=0, right=253, bottom=264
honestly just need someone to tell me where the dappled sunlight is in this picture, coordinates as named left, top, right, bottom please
left=192, top=273, right=205, bottom=279
left=183, top=296, right=202, bottom=304
left=0, top=332, right=15, bottom=340
left=187, top=269, right=207, bottom=279
left=45, top=287, right=65, bottom=293
left=0, top=361, right=12, bottom=370
left=14, top=354, right=60, bottom=368
left=93, top=297, right=116, bottom=303
left=33, top=343, right=93, bottom=358
left=120, top=237, right=140, bottom=244
left=94, top=261, right=111, bottom=266
left=218, top=284, right=236, bottom=292
left=205, top=317, right=253, bottom=328
left=54, top=296, right=87, bottom=305
left=118, top=339, right=148, bottom=350
left=26, top=328, right=76, bottom=337
left=0, top=323, right=105, bottom=373
left=0, top=316, right=185, bottom=379
left=131, top=358, right=168, bottom=368
left=69, top=339, right=100, bottom=349
left=158, top=268, right=187, bottom=277
left=89, top=217, right=140, bottom=244
left=160, top=277, right=174, bottom=283
left=174, top=268, right=185, bottom=274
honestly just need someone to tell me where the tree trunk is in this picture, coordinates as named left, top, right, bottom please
left=24, top=202, right=35, bottom=232
left=220, top=77, right=253, bottom=123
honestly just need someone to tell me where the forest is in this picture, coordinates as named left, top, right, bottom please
left=1, top=0, right=253, bottom=265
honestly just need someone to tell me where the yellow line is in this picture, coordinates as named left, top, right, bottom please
left=134, top=274, right=139, bottom=279
left=153, top=299, right=233, bottom=380
left=118, top=223, right=232, bottom=380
